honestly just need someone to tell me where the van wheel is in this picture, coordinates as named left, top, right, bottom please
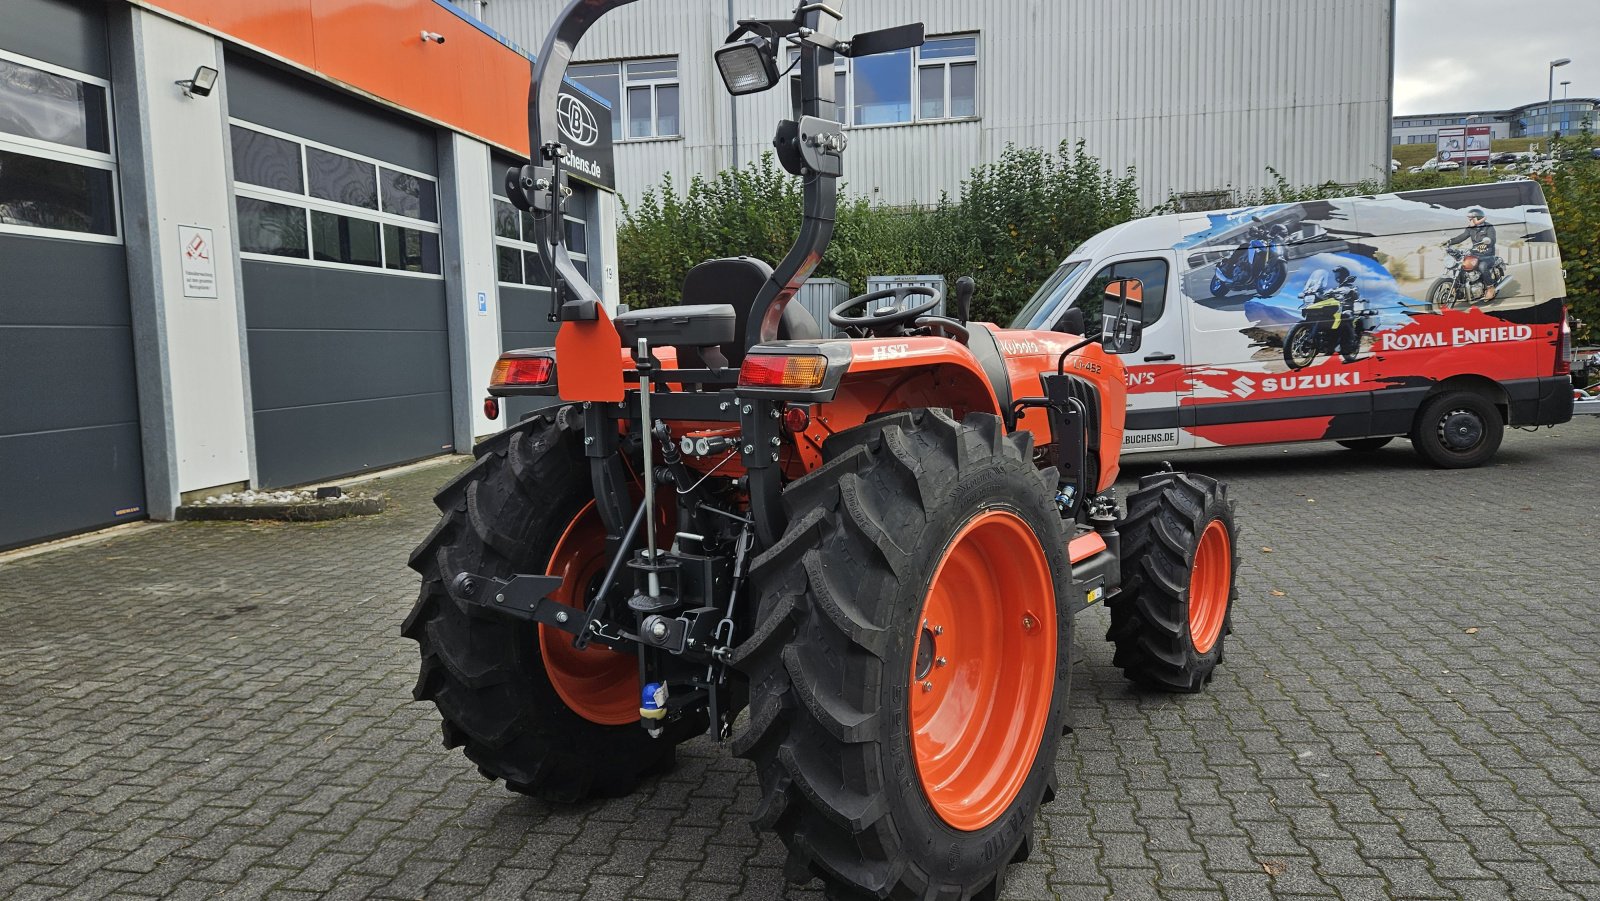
left=1336, top=437, right=1392, bottom=452
left=1410, top=391, right=1502, bottom=468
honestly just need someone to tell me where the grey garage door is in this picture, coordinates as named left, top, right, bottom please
left=0, top=0, right=145, bottom=550
left=227, top=53, right=453, bottom=488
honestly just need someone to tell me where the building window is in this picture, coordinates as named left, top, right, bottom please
left=569, top=58, right=678, bottom=140
left=800, top=34, right=979, bottom=128
left=229, top=121, right=441, bottom=275
left=917, top=36, right=977, bottom=120
left=853, top=48, right=913, bottom=125
left=0, top=50, right=119, bottom=241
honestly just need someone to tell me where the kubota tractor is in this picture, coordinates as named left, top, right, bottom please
left=403, top=2, right=1240, bottom=898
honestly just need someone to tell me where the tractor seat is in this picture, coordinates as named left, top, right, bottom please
left=614, top=304, right=737, bottom=354
left=679, top=257, right=821, bottom=366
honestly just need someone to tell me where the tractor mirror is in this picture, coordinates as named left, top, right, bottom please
left=1102, top=277, right=1145, bottom=354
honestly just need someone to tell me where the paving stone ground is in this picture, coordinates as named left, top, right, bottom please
left=3, top=418, right=1599, bottom=900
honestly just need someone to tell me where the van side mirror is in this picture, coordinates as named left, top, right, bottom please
left=1102, top=277, right=1144, bottom=353
left=1059, top=307, right=1086, bottom=336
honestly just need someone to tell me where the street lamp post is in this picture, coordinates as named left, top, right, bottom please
left=1548, top=57, right=1572, bottom=156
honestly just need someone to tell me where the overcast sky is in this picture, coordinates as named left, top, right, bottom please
left=1395, top=0, right=1599, bottom=114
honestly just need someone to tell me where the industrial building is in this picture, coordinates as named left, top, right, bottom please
left=2, top=0, right=1397, bottom=551
left=1, top=0, right=618, bottom=549
left=476, top=0, right=1397, bottom=208
left=1392, top=98, right=1600, bottom=147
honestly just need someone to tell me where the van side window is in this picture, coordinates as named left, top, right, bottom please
left=1054, top=258, right=1169, bottom=333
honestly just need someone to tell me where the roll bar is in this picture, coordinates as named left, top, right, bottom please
left=513, top=0, right=918, bottom=353
left=509, top=0, right=640, bottom=324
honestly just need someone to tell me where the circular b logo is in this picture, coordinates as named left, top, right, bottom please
left=558, top=93, right=600, bottom=147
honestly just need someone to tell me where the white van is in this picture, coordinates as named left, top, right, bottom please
left=1012, top=181, right=1575, bottom=467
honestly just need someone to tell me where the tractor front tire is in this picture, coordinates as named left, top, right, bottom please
left=402, top=409, right=692, bottom=802
left=1108, top=472, right=1239, bottom=692
left=733, top=410, right=1072, bottom=901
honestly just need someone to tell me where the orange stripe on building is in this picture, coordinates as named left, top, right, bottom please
left=133, top=0, right=534, bottom=154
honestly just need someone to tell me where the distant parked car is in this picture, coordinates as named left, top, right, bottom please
left=1590, top=147, right=1600, bottom=160
left=1436, top=160, right=1460, bottom=172
left=1491, top=151, right=1519, bottom=164
left=1391, top=158, right=1401, bottom=172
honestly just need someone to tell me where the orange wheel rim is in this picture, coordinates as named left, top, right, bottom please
left=910, top=510, right=1057, bottom=832
left=539, top=501, right=640, bottom=725
left=1188, top=520, right=1231, bottom=654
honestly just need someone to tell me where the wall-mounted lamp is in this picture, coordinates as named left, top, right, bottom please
left=175, top=65, right=218, bottom=98
left=420, top=30, right=446, bottom=44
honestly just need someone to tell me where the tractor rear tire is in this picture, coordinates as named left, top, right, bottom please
left=402, top=409, right=693, bottom=802
left=732, top=410, right=1072, bottom=901
left=1108, top=472, right=1239, bottom=692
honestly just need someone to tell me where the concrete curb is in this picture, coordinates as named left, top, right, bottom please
left=175, top=495, right=388, bottom=522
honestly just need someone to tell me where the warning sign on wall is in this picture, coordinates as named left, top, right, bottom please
left=178, top=225, right=218, bottom=298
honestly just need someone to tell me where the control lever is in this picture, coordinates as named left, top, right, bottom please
left=954, top=276, right=975, bottom=326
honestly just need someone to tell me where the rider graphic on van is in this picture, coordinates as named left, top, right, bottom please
left=1283, top=265, right=1370, bottom=370
left=1442, top=207, right=1502, bottom=301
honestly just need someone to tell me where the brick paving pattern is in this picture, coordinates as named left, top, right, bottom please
left=3, top=418, right=1598, bottom=900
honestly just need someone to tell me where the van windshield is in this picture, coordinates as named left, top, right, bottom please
left=1011, top=261, right=1088, bottom=330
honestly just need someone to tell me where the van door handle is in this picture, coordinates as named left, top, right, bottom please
left=1143, top=352, right=1176, bottom=362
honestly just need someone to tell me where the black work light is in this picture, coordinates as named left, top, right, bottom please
left=715, top=34, right=778, bottom=95
left=176, top=65, right=219, bottom=98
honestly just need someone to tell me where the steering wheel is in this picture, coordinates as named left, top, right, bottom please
left=829, top=286, right=941, bottom=336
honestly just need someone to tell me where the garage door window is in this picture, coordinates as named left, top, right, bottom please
left=492, top=193, right=570, bottom=289
left=230, top=120, right=440, bottom=275
left=0, top=50, right=118, bottom=242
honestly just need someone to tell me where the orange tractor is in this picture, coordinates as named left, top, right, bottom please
left=404, top=1, right=1239, bottom=897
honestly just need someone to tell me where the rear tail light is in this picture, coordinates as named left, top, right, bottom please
left=738, top=354, right=828, bottom=391
left=1557, top=310, right=1572, bottom=376
left=491, top=355, right=555, bottom=387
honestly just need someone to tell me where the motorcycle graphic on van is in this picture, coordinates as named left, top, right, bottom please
left=1282, top=267, right=1376, bottom=370
left=1209, top=220, right=1289, bottom=298
left=1429, top=246, right=1507, bottom=309
left=1428, top=207, right=1507, bottom=309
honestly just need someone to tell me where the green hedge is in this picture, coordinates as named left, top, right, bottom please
left=618, top=141, right=1140, bottom=325
left=617, top=140, right=1599, bottom=335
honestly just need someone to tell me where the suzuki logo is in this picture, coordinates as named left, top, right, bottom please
left=557, top=93, right=599, bottom=147
left=1231, top=376, right=1257, bottom=398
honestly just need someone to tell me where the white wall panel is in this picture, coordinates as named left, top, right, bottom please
left=129, top=10, right=252, bottom=495
left=485, top=0, right=1393, bottom=209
